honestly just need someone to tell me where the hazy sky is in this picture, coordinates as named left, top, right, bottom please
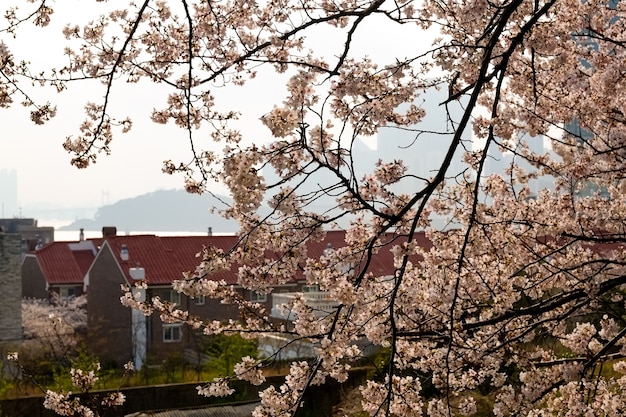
left=0, top=1, right=433, bottom=218
left=0, top=1, right=273, bottom=212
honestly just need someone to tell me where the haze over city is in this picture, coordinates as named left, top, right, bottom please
left=0, top=1, right=434, bottom=226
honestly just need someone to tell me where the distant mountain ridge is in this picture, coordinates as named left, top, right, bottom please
left=58, top=189, right=238, bottom=233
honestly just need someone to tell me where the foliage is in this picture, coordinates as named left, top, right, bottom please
left=202, top=333, right=258, bottom=377
left=6, top=1, right=626, bottom=417
left=0, top=360, right=16, bottom=400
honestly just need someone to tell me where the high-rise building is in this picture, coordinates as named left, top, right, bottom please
left=0, top=169, right=18, bottom=218
left=374, top=86, right=469, bottom=195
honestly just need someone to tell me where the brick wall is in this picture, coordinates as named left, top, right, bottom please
left=86, top=245, right=133, bottom=366
left=21, top=255, right=49, bottom=299
left=0, top=233, right=22, bottom=343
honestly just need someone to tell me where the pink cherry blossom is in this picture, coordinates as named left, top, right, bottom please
left=6, top=0, right=626, bottom=416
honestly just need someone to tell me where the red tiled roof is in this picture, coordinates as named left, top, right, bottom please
left=102, top=234, right=240, bottom=286
left=101, top=230, right=431, bottom=287
left=34, top=240, right=100, bottom=285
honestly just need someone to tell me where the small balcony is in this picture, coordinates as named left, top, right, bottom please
left=270, top=291, right=339, bottom=320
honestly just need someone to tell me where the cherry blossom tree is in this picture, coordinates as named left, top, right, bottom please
left=21, top=295, right=88, bottom=370
left=5, top=0, right=626, bottom=416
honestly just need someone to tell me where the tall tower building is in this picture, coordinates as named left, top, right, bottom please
left=0, top=169, right=18, bottom=218
left=374, top=86, right=469, bottom=195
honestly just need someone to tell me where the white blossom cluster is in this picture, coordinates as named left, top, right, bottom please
left=21, top=295, right=87, bottom=361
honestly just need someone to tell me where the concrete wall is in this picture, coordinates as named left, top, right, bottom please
left=0, top=233, right=22, bottom=343
left=0, top=371, right=369, bottom=417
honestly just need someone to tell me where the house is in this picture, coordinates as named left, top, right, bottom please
left=267, top=231, right=430, bottom=319
left=21, top=226, right=431, bottom=368
left=21, top=235, right=100, bottom=299
left=84, top=233, right=243, bottom=368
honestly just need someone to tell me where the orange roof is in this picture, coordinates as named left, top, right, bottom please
left=33, top=240, right=100, bottom=285
left=100, top=230, right=431, bottom=287
left=32, top=230, right=431, bottom=288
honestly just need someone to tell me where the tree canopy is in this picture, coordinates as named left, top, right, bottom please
left=4, top=0, right=626, bottom=416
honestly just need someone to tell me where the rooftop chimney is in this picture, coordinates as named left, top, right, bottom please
left=79, top=228, right=85, bottom=241
left=208, top=227, right=213, bottom=236
left=102, top=226, right=117, bottom=238
left=120, top=244, right=129, bottom=261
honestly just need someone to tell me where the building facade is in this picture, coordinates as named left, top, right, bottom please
left=0, top=233, right=22, bottom=344
left=85, top=234, right=244, bottom=367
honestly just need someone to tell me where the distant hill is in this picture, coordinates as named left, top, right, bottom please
left=58, top=189, right=238, bottom=233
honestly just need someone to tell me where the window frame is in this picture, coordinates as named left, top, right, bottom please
left=163, top=324, right=182, bottom=343
left=59, top=286, right=76, bottom=299
left=250, top=291, right=267, bottom=302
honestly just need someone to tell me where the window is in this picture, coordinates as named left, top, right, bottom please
left=250, top=291, right=267, bottom=302
left=59, top=287, right=76, bottom=299
left=167, top=290, right=181, bottom=306
left=163, top=324, right=182, bottom=342
left=194, top=295, right=205, bottom=305
left=302, top=285, right=320, bottom=293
